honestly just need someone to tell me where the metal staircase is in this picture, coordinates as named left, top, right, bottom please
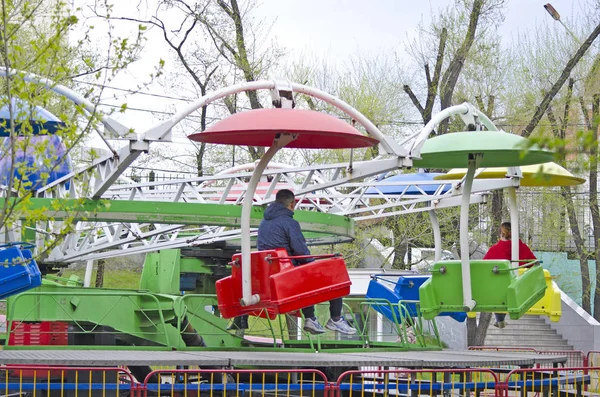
left=485, top=314, right=573, bottom=351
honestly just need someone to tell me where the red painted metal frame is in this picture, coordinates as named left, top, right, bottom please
left=538, top=350, right=587, bottom=368
left=501, top=366, right=596, bottom=397
left=0, top=365, right=598, bottom=397
left=143, top=368, right=334, bottom=397
left=0, top=365, right=139, bottom=396
left=337, top=368, right=501, bottom=397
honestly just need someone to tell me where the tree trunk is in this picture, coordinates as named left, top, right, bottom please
left=467, top=312, right=493, bottom=347
left=466, top=317, right=478, bottom=346
left=95, top=260, right=105, bottom=288
left=438, top=0, right=483, bottom=134
left=392, top=241, right=408, bottom=270
left=590, top=95, right=600, bottom=320
left=466, top=94, right=498, bottom=346
left=522, top=22, right=600, bottom=137
left=196, top=142, right=206, bottom=177
left=546, top=81, right=592, bottom=313
left=220, top=0, right=265, bottom=161
left=488, top=190, right=503, bottom=244
left=561, top=187, right=592, bottom=313
left=286, top=316, right=299, bottom=340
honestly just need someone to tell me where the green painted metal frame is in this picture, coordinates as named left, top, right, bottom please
left=228, top=298, right=442, bottom=352
left=356, top=298, right=443, bottom=349
left=5, top=248, right=244, bottom=350
left=419, top=260, right=548, bottom=320
left=0, top=198, right=353, bottom=238
left=5, top=285, right=243, bottom=350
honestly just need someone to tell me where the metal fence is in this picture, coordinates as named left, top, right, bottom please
left=519, top=189, right=594, bottom=253
left=2, top=364, right=599, bottom=397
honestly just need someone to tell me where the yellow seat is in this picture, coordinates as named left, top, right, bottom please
left=522, top=268, right=561, bottom=322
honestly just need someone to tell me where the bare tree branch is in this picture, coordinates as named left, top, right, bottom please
left=403, top=84, right=425, bottom=119
left=424, top=27, right=447, bottom=124
left=438, top=0, right=483, bottom=133
left=475, top=95, right=485, bottom=112
left=522, top=22, right=600, bottom=137
left=580, top=96, right=593, bottom=130
left=591, top=94, right=600, bottom=319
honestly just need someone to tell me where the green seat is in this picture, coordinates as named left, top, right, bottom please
left=419, top=260, right=547, bottom=320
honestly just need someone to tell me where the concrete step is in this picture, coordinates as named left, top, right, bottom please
left=486, top=328, right=558, bottom=336
left=484, top=315, right=573, bottom=352
left=485, top=337, right=572, bottom=345
left=486, top=339, right=573, bottom=349
left=502, top=318, right=548, bottom=324
left=491, top=323, right=553, bottom=331
left=487, top=333, right=564, bottom=341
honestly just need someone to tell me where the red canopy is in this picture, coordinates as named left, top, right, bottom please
left=188, top=108, right=379, bottom=149
left=220, top=181, right=292, bottom=202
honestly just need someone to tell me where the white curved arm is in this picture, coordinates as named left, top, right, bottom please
left=0, top=68, right=131, bottom=139
left=143, top=80, right=408, bottom=157
left=290, top=84, right=407, bottom=157
left=410, top=103, right=499, bottom=158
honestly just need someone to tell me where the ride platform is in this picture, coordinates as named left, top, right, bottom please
left=0, top=349, right=567, bottom=369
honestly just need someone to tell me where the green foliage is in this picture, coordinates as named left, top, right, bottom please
left=0, top=0, right=151, bottom=264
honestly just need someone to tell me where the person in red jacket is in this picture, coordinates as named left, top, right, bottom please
left=483, top=222, right=537, bottom=329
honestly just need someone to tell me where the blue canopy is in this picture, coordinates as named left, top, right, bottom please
left=0, top=99, right=72, bottom=190
left=365, top=172, right=451, bottom=195
left=0, top=98, right=66, bottom=136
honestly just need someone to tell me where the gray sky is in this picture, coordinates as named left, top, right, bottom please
left=97, top=0, right=591, bottom=142
left=254, top=0, right=585, bottom=62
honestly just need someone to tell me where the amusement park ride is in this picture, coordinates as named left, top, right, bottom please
left=0, top=70, right=582, bottom=364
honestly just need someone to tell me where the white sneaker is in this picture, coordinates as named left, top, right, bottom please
left=303, top=317, right=326, bottom=334
left=325, top=318, right=357, bottom=335
left=395, top=327, right=417, bottom=344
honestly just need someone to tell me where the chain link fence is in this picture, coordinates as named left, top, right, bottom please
left=519, top=188, right=593, bottom=253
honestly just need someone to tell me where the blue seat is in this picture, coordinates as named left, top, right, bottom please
left=0, top=245, right=42, bottom=299
left=366, top=275, right=467, bottom=322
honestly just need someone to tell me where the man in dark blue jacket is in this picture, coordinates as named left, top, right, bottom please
left=257, top=189, right=356, bottom=335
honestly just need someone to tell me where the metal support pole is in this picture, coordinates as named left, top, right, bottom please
left=507, top=187, right=520, bottom=263
left=83, top=259, right=94, bottom=287
left=240, top=134, right=296, bottom=306
left=428, top=210, right=442, bottom=262
left=460, top=155, right=479, bottom=311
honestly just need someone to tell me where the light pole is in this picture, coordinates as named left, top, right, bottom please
left=544, top=3, right=582, bottom=44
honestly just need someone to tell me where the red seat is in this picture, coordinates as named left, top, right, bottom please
left=216, top=249, right=351, bottom=319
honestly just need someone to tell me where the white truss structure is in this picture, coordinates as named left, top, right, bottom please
left=0, top=71, right=510, bottom=265
left=40, top=165, right=518, bottom=264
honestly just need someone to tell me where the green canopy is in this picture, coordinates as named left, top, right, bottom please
left=413, top=131, right=554, bottom=169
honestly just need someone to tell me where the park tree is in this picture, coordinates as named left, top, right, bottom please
left=465, top=3, right=600, bottom=340
left=399, top=0, right=600, bottom=341
left=402, top=0, right=506, bottom=130
left=109, top=0, right=286, bottom=177
left=0, top=0, right=150, bottom=270
left=505, top=3, right=600, bottom=318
